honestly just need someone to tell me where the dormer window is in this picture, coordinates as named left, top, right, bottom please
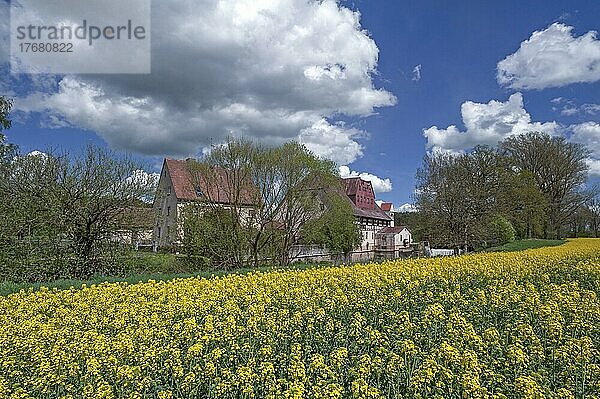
left=195, top=187, right=204, bottom=197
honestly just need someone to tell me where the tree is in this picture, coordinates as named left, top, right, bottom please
left=587, top=197, right=600, bottom=238
left=185, top=139, right=339, bottom=267
left=489, top=215, right=516, bottom=245
left=182, top=206, right=247, bottom=269
left=268, top=142, right=339, bottom=265
left=185, top=139, right=258, bottom=268
left=0, top=151, right=64, bottom=240
left=58, top=146, right=156, bottom=268
left=0, top=97, right=17, bottom=166
left=415, top=147, right=505, bottom=247
left=498, top=170, right=548, bottom=239
left=415, top=133, right=595, bottom=245
left=501, top=132, right=591, bottom=238
left=0, top=145, right=156, bottom=280
left=301, top=191, right=361, bottom=263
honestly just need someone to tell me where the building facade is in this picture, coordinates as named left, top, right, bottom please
left=378, top=202, right=395, bottom=227
left=152, top=158, right=255, bottom=248
left=153, top=159, right=413, bottom=261
left=374, top=226, right=413, bottom=259
left=343, top=177, right=394, bottom=261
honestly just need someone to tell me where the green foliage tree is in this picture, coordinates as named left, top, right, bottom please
left=186, top=138, right=339, bottom=267
left=415, top=133, right=592, bottom=246
left=415, top=146, right=505, bottom=247
left=489, top=214, right=516, bottom=245
left=301, top=192, right=361, bottom=263
left=0, top=145, right=155, bottom=281
left=182, top=206, right=248, bottom=269
left=0, top=97, right=17, bottom=166
left=499, top=170, right=548, bottom=239
left=501, top=132, right=591, bottom=238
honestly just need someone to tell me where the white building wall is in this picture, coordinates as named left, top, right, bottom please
left=395, top=228, right=412, bottom=248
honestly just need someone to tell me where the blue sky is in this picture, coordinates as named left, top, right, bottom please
left=2, top=0, right=600, bottom=207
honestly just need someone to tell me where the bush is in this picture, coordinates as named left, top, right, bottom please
left=490, top=214, right=516, bottom=245
left=0, top=239, right=135, bottom=283
left=182, top=205, right=251, bottom=269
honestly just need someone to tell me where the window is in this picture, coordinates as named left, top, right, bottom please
left=157, top=227, right=161, bottom=238
left=168, top=185, right=171, bottom=195
left=167, top=206, right=171, bottom=216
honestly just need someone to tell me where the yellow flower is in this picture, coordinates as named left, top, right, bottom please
left=0, top=239, right=599, bottom=398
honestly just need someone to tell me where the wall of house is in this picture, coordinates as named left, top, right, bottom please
left=395, top=229, right=412, bottom=248
left=352, top=180, right=377, bottom=210
left=358, top=216, right=390, bottom=251
left=153, top=165, right=180, bottom=248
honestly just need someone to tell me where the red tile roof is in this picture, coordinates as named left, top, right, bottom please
left=380, top=202, right=393, bottom=212
left=164, top=159, right=256, bottom=205
left=165, top=159, right=197, bottom=200
left=342, top=177, right=392, bottom=221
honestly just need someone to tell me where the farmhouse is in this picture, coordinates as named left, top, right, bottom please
left=152, top=159, right=255, bottom=248
left=153, top=158, right=412, bottom=261
left=374, top=226, right=413, bottom=259
left=342, top=177, right=396, bottom=260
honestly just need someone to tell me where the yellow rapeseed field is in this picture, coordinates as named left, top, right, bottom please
left=1, top=239, right=600, bottom=399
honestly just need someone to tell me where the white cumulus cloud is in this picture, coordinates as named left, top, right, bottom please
left=126, top=169, right=160, bottom=188
left=423, top=93, right=559, bottom=153
left=397, top=203, right=417, bottom=213
left=299, top=119, right=366, bottom=165
left=10, top=0, right=396, bottom=162
left=570, top=122, right=600, bottom=176
left=497, top=23, right=600, bottom=89
left=339, top=165, right=392, bottom=193
left=551, top=97, right=600, bottom=116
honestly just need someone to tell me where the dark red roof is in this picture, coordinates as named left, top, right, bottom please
left=353, top=206, right=393, bottom=221
left=343, top=177, right=362, bottom=196
left=342, top=177, right=392, bottom=221
left=380, top=202, right=393, bottom=211
left=165, top=159, right=197, bottom=200
left=164, top=159, right=256, bottom=205
left=378, top=226, right=408, bottom=234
